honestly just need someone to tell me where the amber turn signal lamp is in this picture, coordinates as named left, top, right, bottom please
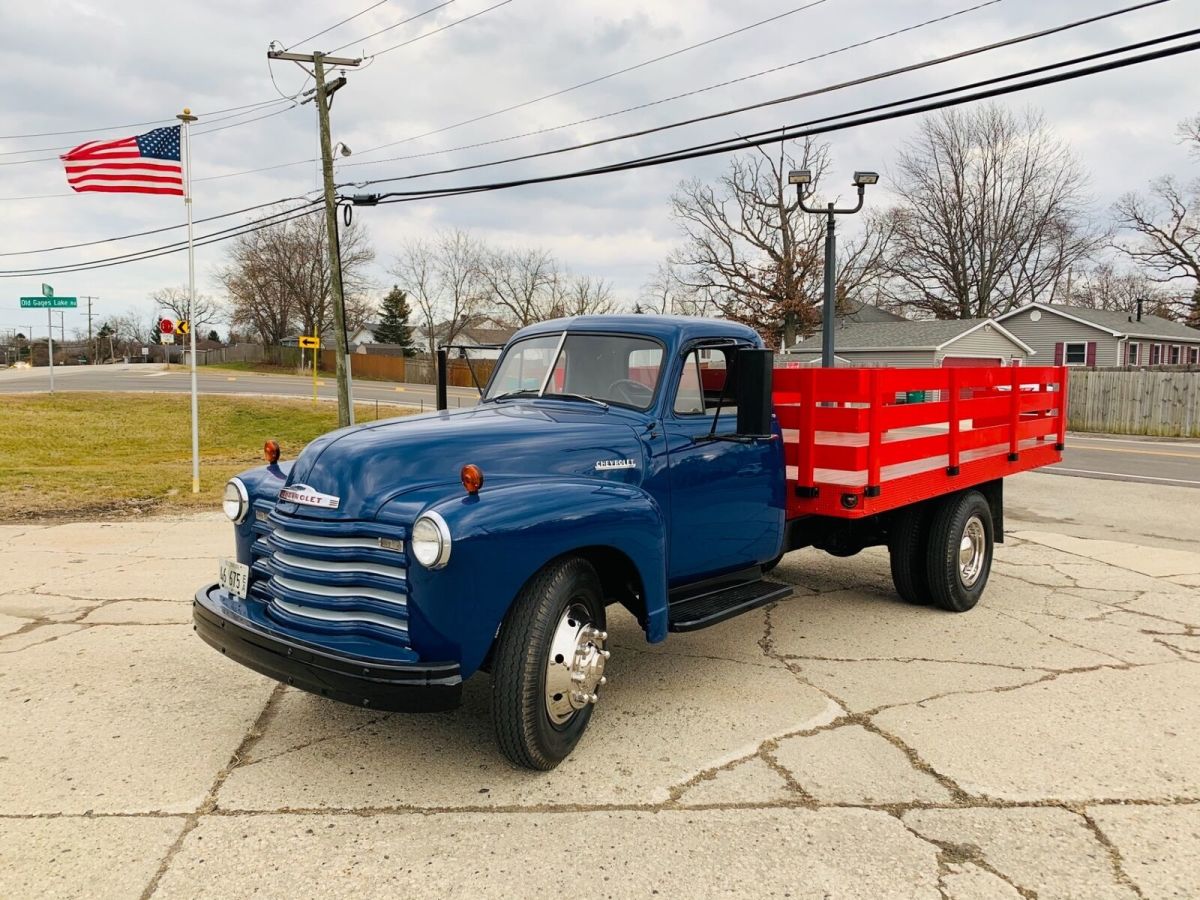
left=461, top=463, right=484, bottom=495
left=264, top=440, right=281, bottom=464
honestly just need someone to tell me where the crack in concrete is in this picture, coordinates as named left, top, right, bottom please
left=138, top=683, right=286, bottom=900
left=1075, top=807, right=1148, bottom=900
left=895, top=816, right=1036, bottom=900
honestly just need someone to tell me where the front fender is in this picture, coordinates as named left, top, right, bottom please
left=233, top=461, right=293, bottom=562
left=399, top=479, right=668, bottom=678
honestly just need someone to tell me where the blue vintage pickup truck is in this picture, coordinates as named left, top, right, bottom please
left=195, top=315, right=1066, bottom=769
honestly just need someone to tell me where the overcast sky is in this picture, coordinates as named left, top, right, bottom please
left=2, top=0, right=1198, bottom=339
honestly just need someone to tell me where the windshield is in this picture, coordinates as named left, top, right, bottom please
left=485, top=332, right=664, bottom=410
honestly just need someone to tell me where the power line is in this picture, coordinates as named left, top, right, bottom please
left=363, top=0, right=513, bottom=58
left=0, top=202, right=323, bottom=277
left=350, top=0, right=848, bottom=159
left=0, top=99, right=301, bottom=166
left=0, top=96, right=300, bottom=143
left=7, top=26, right=1191, bottom=275
left=0, top=196, right=319, bottom=256
left=362, top=34, right=1200, bottom=206
left=327, top=0, right=459, bottom=54
left=340, top=0, right=1164, bottom=186
left=0, top=206, right=325, bottom=279
left=285, top=0, right=392, bottom=50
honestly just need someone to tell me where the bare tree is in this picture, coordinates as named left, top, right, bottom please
left=1067, top=263, right=1173, bottom=317
left=547, top=273, right=617, bottom=318
left=1113, top=115, right=1200, bottom=325
left=219, top=207, right=375, bottom=345
left=885, top=104, right=1100, bottom=319
left=480, top=246, right=558, bottom=326
left=669, top=139, right=889, bottom=345
left=150, top=286, right=222, bottom=332
left=390, top=229, right=486, bottom=356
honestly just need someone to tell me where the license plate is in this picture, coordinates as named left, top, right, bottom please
left=219, top=558, right=250, bottom=600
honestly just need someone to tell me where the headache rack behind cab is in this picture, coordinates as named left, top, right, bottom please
left=774, top=365, right=1067, bottom=519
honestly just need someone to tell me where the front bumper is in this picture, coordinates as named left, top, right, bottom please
left=193, top=584, right=462, bottom=712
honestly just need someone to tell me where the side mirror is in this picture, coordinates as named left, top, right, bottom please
left=735, top=348, right=774, bottom=437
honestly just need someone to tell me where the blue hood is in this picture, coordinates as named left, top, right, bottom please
left=280, top=402, right=648, bottom=520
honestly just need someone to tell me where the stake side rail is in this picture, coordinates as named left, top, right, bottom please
left=774, top=365, right=1067, bottom=519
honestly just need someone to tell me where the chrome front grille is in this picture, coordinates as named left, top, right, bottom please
left=249, top=509, right=411, bottom=644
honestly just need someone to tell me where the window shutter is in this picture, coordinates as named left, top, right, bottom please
left=1085, top=341, right=1097, bottom=367
left=1053, top=342, right=1063, bottom=365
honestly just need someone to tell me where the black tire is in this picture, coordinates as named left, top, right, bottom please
left=925, top=490, right=993, bottom=613
left=889, top=504, right=932, bottom=605
left=492, top=556, right=607, bottom=770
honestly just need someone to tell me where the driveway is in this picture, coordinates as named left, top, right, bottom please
left=1, top=473, right=1197, bottom=898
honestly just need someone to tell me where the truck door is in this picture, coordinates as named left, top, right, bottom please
left=663, top=343, right=784, bottom=585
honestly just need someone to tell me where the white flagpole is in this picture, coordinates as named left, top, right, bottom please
left=178, top=108, right=200, bottom=494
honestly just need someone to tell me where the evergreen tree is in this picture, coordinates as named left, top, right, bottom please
left=374, top=285, right=415, bottom=354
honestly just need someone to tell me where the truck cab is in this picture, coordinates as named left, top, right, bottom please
left=195, top=315, right=1066, bottom=769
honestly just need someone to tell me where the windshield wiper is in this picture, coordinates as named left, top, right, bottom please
left=487, top=389, right=536, bottom=403
left=544, top=392, right=609, bottom=410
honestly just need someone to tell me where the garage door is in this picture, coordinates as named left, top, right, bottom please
left=940, top=356, right=1004, bottom=367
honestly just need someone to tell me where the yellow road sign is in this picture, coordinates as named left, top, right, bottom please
left=176, top=320, right=190, bottom=335
left=298, top=335, right=320, bottom=349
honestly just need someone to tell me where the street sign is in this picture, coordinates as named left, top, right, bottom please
left=141, top=347, right=149, bottom=356
left=159, top=318, right=174, bottom=334
left=176, top=320, right=190, bottom=336
left=41, top=283, right=53, bottom=298
left=161, top=333, right=176, bottom=345
left=298, top=335, right=320, bottom=349
left=20, top=297, right=77, bottom=309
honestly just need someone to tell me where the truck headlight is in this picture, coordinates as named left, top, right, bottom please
left=411, top=512, right=451, bottom=569
left=223, top=478, right=249, bottom=524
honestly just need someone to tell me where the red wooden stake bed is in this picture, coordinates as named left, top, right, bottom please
left=773, top=365, right=1067, bottom=520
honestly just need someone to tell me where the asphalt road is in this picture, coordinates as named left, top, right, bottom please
left=0, top=362, right=480, bottom=411
left=4, top=363, right=1198, bottom=487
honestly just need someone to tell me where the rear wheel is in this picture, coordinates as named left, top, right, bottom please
left=492, top=556, right=609, bottom=770
left=889, top=504, right=932, bottom=604
left=925, top=491, right=993, bottom=613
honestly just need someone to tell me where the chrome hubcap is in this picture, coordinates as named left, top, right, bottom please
left=959, top=515, right=986, bottom=587
left=544, top=603, right=609, bottom=725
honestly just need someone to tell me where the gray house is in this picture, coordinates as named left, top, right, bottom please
left=995, top=302, right=1200, bottom=368
left=785, top=318, right=1033, bottom=367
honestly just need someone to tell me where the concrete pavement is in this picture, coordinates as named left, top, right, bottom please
left=1, top=474, right=1197, bottom=898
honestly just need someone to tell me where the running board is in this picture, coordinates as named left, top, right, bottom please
left=667, top=579, right=793, bottom=632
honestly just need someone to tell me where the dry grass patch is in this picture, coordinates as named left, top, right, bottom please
left=0, top=393, right=412, bottom=521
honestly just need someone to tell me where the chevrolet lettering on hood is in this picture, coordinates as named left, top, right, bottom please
left=595, top=459, right=636, bottom=471
left=278, top=484, right=340, bottom=509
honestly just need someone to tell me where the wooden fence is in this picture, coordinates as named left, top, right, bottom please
left=1067, top=369, right=1200, bottom=437
left=253, top=345, right=496, bottom=388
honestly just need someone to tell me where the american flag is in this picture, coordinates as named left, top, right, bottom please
left=60, top=125, right=184, bottom=196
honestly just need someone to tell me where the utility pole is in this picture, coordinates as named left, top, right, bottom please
left=81, top=296, right=98, bottom=362
left=268, top=48, right=360, bottom=427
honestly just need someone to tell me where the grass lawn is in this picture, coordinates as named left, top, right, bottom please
left=0, top=393, right=413, bottom=521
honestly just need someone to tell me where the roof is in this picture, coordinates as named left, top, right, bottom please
left=996, top=302, right=1200, bottom=342
left=514, top=314, right=764, bottom=347
left=822, top=303, right=907, bottom=325
left=790, top=318, right=1034, bottom=354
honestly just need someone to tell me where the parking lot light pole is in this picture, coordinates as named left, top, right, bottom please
left=790, top=170, right=879, bottom=367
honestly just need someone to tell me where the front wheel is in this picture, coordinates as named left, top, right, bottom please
left=491, top=556, right=609, bottom=770
left=925, top=490, right=994, bottom=613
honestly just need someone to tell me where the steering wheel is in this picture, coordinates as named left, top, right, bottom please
left=608, top=378, right=654, bottom=406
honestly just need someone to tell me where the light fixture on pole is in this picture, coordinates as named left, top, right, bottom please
left=791, top=169, right=879, bottom=367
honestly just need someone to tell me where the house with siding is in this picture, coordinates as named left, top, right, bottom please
left=785, top=318, right=1033, bottom=367
left=994, top=302, right=1200, bottom=368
